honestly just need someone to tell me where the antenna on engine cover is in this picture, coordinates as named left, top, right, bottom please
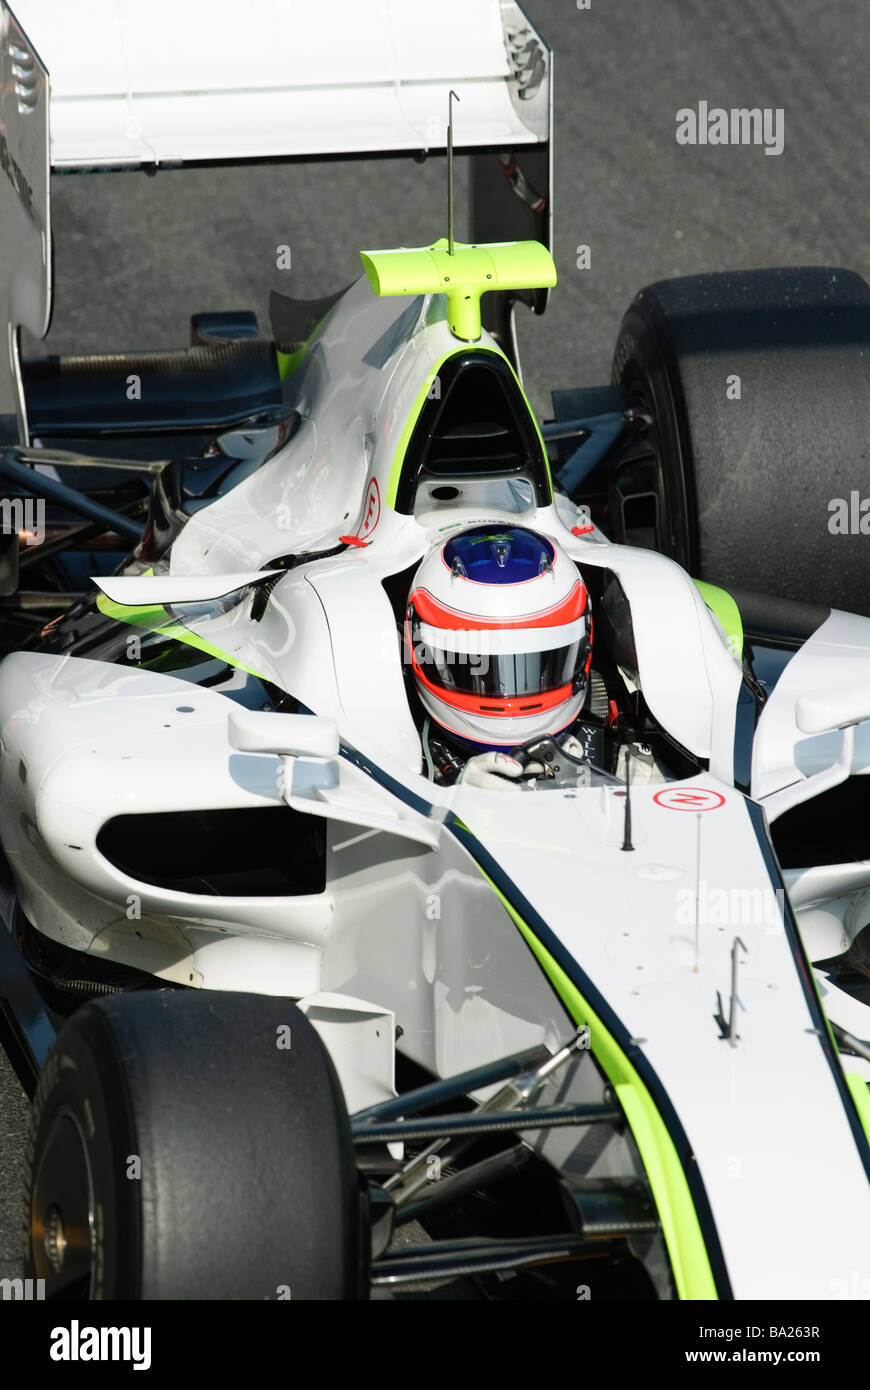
left=447, top=89, right=460, bottom=255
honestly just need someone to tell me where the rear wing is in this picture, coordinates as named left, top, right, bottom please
left=0, top=0, right=552, bottom=442
left=11, top=0, right=549, bottom=168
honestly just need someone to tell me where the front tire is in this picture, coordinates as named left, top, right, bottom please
left=24, top=990, right=367, bottom=1300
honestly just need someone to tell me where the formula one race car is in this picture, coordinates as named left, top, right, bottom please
left=2, top=0, right=870, bottom=1303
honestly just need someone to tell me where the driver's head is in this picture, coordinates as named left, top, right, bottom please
left=406, top=525, right=592, bottom=749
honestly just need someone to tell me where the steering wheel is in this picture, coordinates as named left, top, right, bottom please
left=510, top=734, right=622, bottom=788
left=509, top=736, right=578, bottom=781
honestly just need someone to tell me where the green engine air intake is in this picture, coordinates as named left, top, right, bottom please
left=360, top=238, right=557, bottom=342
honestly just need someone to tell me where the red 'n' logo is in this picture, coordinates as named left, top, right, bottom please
left=653, top=787, right=726, bottom=812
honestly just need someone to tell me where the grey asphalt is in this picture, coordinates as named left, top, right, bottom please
left=4, top=0, right=870, bottom=1285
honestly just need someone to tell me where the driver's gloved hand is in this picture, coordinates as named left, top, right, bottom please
left=615, top=741, right=665, bottom=784
left=560, top=734, right=588, bottom=761
left=457, top=751, right=543, bottom=790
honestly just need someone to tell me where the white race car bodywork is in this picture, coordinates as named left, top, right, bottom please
left=2, top=265, right=870, bottom=1301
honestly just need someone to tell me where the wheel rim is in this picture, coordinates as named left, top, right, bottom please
left=31, top=1107, right=96, bottom=1297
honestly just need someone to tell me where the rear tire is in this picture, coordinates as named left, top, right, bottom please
left=612, top=266, right=870, bottom=612
left=24, top=990, right=367, bottom=1300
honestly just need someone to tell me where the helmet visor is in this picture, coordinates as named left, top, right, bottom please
left=408, top=606, right=590, bottom=700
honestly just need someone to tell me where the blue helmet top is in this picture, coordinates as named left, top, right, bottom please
left=441, top=526, right=555, bottom=584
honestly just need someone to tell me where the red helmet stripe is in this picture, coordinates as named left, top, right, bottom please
left=410, top=579, right=587, bottom=631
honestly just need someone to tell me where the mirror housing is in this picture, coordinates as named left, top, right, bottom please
left=228, top=709, right=340, bottom=760
left=763, top=681, right=870, bottom=823
left=227, top=709, right=438, bottom=848
left=795, top=682, right=870, bottom=736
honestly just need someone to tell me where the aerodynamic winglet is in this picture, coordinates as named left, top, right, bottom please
left=93, top=571, right=283, bottom=607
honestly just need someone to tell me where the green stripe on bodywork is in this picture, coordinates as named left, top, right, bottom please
left=384, top=346, right=552, bottom=509
left=95, top=593, right=266, bottom=679
left=693, top=579, right=743, bottom=659
left=481, top=872, right=718, bottom=1300
left=846, top=1074, right=870, bottom=1144
left=385, top=349, right=465, bottom=508
left=276, top=300, right=341, bottom=382
left=513, top=373, right=549, bottom=474
left=276, top=345, right=306, bottom=381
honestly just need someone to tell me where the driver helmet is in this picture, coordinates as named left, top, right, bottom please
left=406, top=524, right=592, bottom=749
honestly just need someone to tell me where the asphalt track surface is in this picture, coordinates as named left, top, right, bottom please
left=3, top=0, right=870, bottom=1286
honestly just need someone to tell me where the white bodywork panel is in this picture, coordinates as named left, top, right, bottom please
left=168, top=280, right=442, bottom=575
left=0, top=652, right=331, bottom=992
left=562, top=537, right=743, bottom=767
left=297, top=992, right=397, bottom=1115
left=449, top=774, right=870, bottom=1299
left=752, top=607, right=870, bottom=800
left=96, top=571, right=282, bottom=606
